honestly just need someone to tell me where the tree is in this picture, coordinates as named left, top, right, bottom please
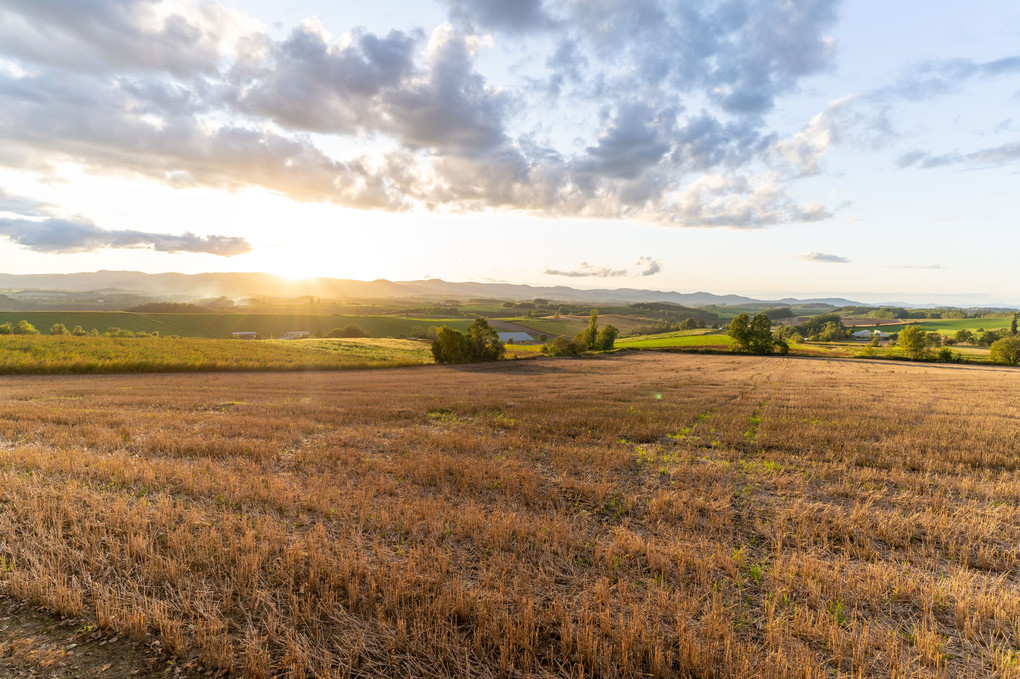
left=50, top=323, right=70, bottom=335
left=977, top=329, right=1005, bottom=347
left=954, top=329, right=975, bottom=344
left=729, top=313, right=777, bottom=354
left=71, top=325, right=87, bottom=336
left=1011, top=314, right=1018, bottom=336
left=575, top=309, right=600, bottom=350
left=989, top=336, right=1020, bottom=365
left=748, top=314, right=775, bottom=354
left=897, top=324, right=932, bottom=359
left=596, top=325, right=619, bottom=350
left=728, top=314, right=752, bottom=351
left=465, top=318, right=505, bottom=361
left=431, top=327, right=470, bottom=364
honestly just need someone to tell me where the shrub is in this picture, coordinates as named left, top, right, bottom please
left=0, top=322, right=12, bottom=335
left=50, top=323, right=70, bottom=336
left=596, top=325, right=619, bottom=351
left=978, top=329, right=1006, bottom=347
left=13, top=320, right=38, bottom=335
left=548, top=336, right=585, bottom=356
left=989, top=336, right=1020, bottom=365
left=935, top=347, right=961, bottom=363
left=327, top=325, right=370, bottom=338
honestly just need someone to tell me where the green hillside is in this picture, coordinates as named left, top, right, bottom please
left=0, top=312, right=474, bottom=339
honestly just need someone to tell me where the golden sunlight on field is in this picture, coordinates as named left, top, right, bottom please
left=0, top=354, right=1019, bottom=677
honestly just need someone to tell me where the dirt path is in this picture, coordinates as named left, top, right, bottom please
left=0, top=598, right=214, bottom=678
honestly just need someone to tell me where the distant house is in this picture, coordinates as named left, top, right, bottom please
left=497, top=331, right=535, bottom=344
left=283, top=331, right=311, bottom=340
left=231, top=331, right=257, bottom=340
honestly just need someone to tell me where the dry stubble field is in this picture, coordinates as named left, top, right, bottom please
left=0, top=353, right=1019, bottom=678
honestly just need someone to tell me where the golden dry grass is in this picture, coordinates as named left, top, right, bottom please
left=0, top=353, right=1018, bottom=677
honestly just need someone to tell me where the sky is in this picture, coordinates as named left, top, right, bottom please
left=0, top=0, right=1018, bottom=304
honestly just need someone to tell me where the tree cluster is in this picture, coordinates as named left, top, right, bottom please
left=794, top=313, right=849, bottom=342
left=728, top=314, right=788, bottom=355
left=431, top=319, right=505, bottom=364
left=0, top=320, right=39, bottom=335
left=542, top=310, right=618, bottom=356
left=574, top=310, right=618, bottom=351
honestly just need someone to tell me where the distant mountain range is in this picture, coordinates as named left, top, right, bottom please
left=0, top=270, right=870, bottom=308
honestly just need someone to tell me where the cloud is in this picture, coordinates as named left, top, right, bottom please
left=0, top=0, right=250, bottom=76
left=890, top=264, right=944, bottom=270
left=898, top=141, right=1020, bottom=170
left=0, top=216, right=251, bottom=256
left=0, top=187, right=49, bottom=217
left=796, top=251, right=849, bottom=263
left=0, top=189, right=250, bottom=256
left=666, top=175, right=830, bottom=228
left=636, top=256, right=661, bottom=276
left=770, top=97, right=854, bottom=177
left=444, top=0, right=555, bottom=33
left=0, top=0, right=843, bottom=227
left=872, top=56, right=1020, bottom=102
left=543, top=262, right=628, bottom=278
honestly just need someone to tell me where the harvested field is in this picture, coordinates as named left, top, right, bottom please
left=0, top=353, right=1019, bottom=677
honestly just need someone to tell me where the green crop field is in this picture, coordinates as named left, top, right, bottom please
left=850, top=317, right=1013, bottom=335
left=507, top=314, right=657, bottom=338
left=0, top=336, right=432, bottom=374
left=617, top=332, right=733, bottom=349
left=0, top=312, right=473, bottom=339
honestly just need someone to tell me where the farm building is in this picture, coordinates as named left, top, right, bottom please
left=230, top=331, right=257, bottom=340
left=497, top=332, right=536, bottom=344
left=852, top=329, right=893, bottom=341
left=283, top=331, right=311, bottom=340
